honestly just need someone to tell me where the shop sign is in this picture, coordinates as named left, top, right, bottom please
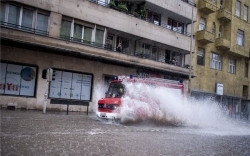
left=0, top=62, right=37, bottom=96
left=216, top=83, right=223, bottom=95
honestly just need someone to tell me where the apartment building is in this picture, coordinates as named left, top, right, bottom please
left=192, top=0, right=250, bottom=116
left=0, top=0, right=196, bottom=111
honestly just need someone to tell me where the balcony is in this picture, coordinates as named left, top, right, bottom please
left=215, top=38, right=230, bottom=50
left=196, top=30, right=215, bottom=44
left=217, top=9, right=232, bottom=23
left=198, top=0, right=216, bottom=15
left=87, top=0, right=191, bottom=37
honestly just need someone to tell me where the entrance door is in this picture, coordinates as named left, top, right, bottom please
left=106, top=34, right=114, bottom=50
left=241, top=100, right=250, bottom=120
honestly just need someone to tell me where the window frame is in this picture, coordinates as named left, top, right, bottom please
left=167, top=18, right=184, bottom=33
left=197, top=47, right=205, bottom=66
left=48, top=68, right=93, bottom=101
left=218, top=25, right=222, bottom=38
left=211, top=22, right=216, bottom=34
left=228, top=58, right=236, bottom=74
left=236, top=1, right=241, bottom=17
left=199, top=17, right=206, bottom=31
left=243, top=5, right=248, bottom=21
left=1, top=2, right=49, bottom=35
left=60, top=17, right=97, bottom=44
left=220, top=0, right=224, bottom=9
left=210, top=52, right=222, bottom=70
left=0, top=61, right=38, bottom=97
left=244, top=62, right=249, bottom=77
left=146, top=10, right=161, bottom=26
left=237, top=29, right=244, bottom=46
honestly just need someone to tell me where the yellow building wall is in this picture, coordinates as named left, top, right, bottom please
left=192, top=0, right=250, bottom=98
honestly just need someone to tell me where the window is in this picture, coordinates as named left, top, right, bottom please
left=245, top=62, right=249, bottom=77
left=117, top=37, right=129, bottom=52
left=167, top=18, right=184, bottom=33
left=228, top=58, right=236, bottom=74
left=220, top=0, right=224, bottom=8
left=1, top=3, right=49, bottom=34
left=36, top=13, right=49, bottom=34
left=151, top=46, right=159, bottom=61
left=147, top=10, right=161, bottom=25
left=73, top=23, right=83, bottom=41
left=1, top=3, right=6, bottom=22
left=236, top=1, right=241, bottom=17
left=197, top=48, right=205, bottom=65
left=243, top=85, right=248, bottom=99
left=84, top=27, right=92, bottom=42
left=21, top=8, right=34, bottom=31
left=8, top=4, right=20, bottom=26
left=60, top=20, right=71, bottom=39
left=210, top=52, right=222, bottom=70
left=211, top=22, right=216, bottom=34
left=237, top=29, right=244, bottom=46
left=106, top=34, right=114, bottom=50
left=218, top=25, right=222, bottom=38
left=244, top=5, right=248, bottom=21
left=49, top=69, right=93, bottom=101
left=142, top=43, right=151, bottom=58
left=199, top=17, right=206, bottom=30
left=95, top=29, right=104, bottom=45
left=0, top=62, right=37, bottom=97
left=211, top=0, right=216, bottom=4
left=60, top=18, right=96, bottom=44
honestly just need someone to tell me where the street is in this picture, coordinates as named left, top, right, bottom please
left=1, top=109, right=250, bottom=156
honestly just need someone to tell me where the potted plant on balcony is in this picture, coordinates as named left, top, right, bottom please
left=135, top=2, right=146, bottom=19
left=109, top=0, right=116, bottom=9
left=117, top=3, right=128, bottom=12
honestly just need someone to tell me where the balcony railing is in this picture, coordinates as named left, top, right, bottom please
left=198, top=0, right=216, bottom=14
left=217, top=9, right=232, bottom=23
left=196, top=30, right=215, bottom=44
left=59, top=35, right=188, bottom=68
left=0, top=21, right=49, bottom=36
left=0, top=20, right=189, bottom=69
left=181, top=0, right=196, bottom=6
left=215, top=37, right=230, bottom=50
left=88, top=0, right=192, bottom=37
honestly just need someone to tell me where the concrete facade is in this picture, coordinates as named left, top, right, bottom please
left=0, top=0, right=195, bottom=112
left=1, top=45, right=135, bottom=112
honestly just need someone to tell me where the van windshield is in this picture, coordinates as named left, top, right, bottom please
left=106, top=82, right=125, bottom=98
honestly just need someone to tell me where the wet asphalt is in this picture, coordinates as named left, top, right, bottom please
left=1, top=108, right=250, bottom=156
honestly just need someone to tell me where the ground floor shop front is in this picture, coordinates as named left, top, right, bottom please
left=191, top=91, right=250, bottom=120
left=0, top=44, right=189, bottom=112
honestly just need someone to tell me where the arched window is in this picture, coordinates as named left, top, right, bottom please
left=212, top=22, right=216, bottom=34
left=218, top=25, right=222, bottom=38
left=220, top=0, right=224, bottom=9
left=199, top=17, right=206, bottom=30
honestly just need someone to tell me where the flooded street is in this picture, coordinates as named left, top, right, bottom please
left=1, top=109, right=250, bottom=156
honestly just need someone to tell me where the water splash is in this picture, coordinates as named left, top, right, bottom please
left=94, top=82, right=250, bottom=135
left=92, top=83, right=106, bottom=112
left=118, top=82, right=250, bottom=133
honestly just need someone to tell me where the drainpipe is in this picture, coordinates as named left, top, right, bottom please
left=188, top=4, right=194, bottom=95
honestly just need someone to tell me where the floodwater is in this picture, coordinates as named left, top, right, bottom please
left=1, top=109, right=250, bottom=156
left=1, top=82, right=250, bottom=155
